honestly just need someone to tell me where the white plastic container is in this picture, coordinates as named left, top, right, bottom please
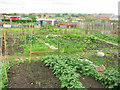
left=3, top=24, right=11, bottom=28
left=97, top=51, right=104, bottom=57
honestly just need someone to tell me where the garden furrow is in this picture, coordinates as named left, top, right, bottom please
left=33, top=34, right=58, bottom=50
left=94, top=37, right=118, bottom=46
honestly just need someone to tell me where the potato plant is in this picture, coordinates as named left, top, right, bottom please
left=40, top=56, right=119, bottom=88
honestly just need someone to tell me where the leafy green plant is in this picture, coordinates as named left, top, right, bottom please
left=94, top=32, right=118, bottom=44
left=40, top=56, right=85, bottom=88
left=0, top=62, right=9, bottom=89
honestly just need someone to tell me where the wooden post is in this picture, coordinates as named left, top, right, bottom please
left=0, top=31, right=2, bottom=66
left=65, top=23, right=67, bottom=34
left=46, top=21, right=48, bottom=31
left=63, top=29, right=64, bottom=34
left=69, top=26, right=71, bottom=33
left=29, top=22, right=33, bottom=63
left=22, top=22, right=24, bottom=35
left=91, top=21, right=93, bottom=34
left=25, top=22, right=26, bottom=44
left=32, top=22, right=34, bottom=34
left=103, top=22, right=105, bottom=34
left=109, top=22, right=111, bottom=34
left=106, top=23, right=108, bottom=34
left=85, top=22, right=88, bottom=34
left=92, top=21, right=94, bottom=30
left=77, top=22, right=79, bottom=28
left=112, top=23, right=115, bottom=34
left=4, top=28, right=7, bottom=64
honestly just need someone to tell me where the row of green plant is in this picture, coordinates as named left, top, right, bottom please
left=37, top=33, right=116, bottom=54
left=93, top=32, right=119, bottom=44
left=19, top=34, right=57, bottom=55
left=0, top=62, right=9, bottom=89
left=39, top=26, right=62, bottom=34
left=40, top=55, right=85, bottom=88
left=75, top=58, right=119, bottom=88
left=1, top=19, right=36, bottom=23
left=40, top=56, right=119, bottom=88
left=10, top=30, right=118, bottom=71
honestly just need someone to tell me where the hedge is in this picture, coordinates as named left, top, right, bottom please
left=1, top=19, right=36, bottom=23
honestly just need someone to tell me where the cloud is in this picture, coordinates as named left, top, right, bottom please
left=0, top=0, right=119, bottom=14
left=0, top=0, right=22, bottom=6
left=53, top=2, right=72, bottom=5
left=0, top=1, right=15, bottom=5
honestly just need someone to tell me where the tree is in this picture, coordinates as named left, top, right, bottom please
left=38, top=14, right=41, bottom=17
left=44, top=14, right=46, bottom=17
left=13, top=13, right=17, bottom=16
left=71, top=14, right=75, bottom=17
left=28, top=14, right=36, bottom=20
left=63, top=13, right=68, bottom=16
left=55, top=14, right=60, bottom=17
left=22, top=14, right=28, bottom=18
left=2, top=13, right=8, bottom=15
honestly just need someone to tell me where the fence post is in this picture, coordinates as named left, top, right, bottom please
left=0, top=31, right=2, bottom=90
left=46, top=21, right=48, bottom=31
left=69, top=26, right=71, bottom=33
left=85, top=22, right=88, bottom=34
left=104, top=22, right=105, bottom=34
left=65, top=23, right=67, bottom=34
left=112, top=23, right=114, bottom=34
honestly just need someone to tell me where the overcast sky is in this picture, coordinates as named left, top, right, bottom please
left=0, top=0, right=119, bottom=15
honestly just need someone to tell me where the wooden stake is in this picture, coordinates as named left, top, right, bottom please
left=0, top=34, right=2, bottom=66
left=69, top=26, right=71, bottom=33
left=46, top=21, right=48, bottom=31
left=85, top=22, right=88, bottom=34
left=7, top=52, right=10, bottom=69
left=5, top=30, right=10, bottom=69
left=65, top=23, right=67, bottom=34
left=2, top=25, right=8, bottom=82
left=25, top=23, right=27, bottom=44
left=29, top=22, right=33, bottom=63
left=22, top=22, right=24, bottom=35
left=4, top=27, right=7, bottom=65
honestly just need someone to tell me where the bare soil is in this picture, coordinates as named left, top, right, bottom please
left=5, top=61, right=61, bottom=88
left=79, top=74, right=106, bottom=89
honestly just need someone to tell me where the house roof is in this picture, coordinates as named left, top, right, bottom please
left=97, top=13, right=114, bottom=18
left=110, top=15, right=118, bottom=18
left=36, top=18, right=55, bottom=21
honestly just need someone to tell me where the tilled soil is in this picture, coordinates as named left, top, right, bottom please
left=79, top=74, right=106, bottom=89
left=5, top=61, right=109, bottom=89
left=5, top=61, right=61, bottom=88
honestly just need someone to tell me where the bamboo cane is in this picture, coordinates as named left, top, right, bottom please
left=29, top=22, right=33, bottom=63
left=22, top=22, right=24, bottom=35
left=0, top=33, right=2, bottom=66
left=2, top=25, right=8, bottom=82
left=5, top=30, right=10, bottom=69
left=4, top=27, right=7, bottom=65
left=46, top=21, right=48, bottom=31
left=25, top=23, right=26, bottom=44
left=65, top=23, right=67, bottom=34
left=69, top=26, right=71, bottom=33
left=6, top=52, right=10, bottom=69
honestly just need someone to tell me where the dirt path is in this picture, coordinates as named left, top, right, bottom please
left=6, top=61, right=61, bottom=88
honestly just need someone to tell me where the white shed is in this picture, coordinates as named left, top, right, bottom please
left=36, top=18, right=55, bottom=26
